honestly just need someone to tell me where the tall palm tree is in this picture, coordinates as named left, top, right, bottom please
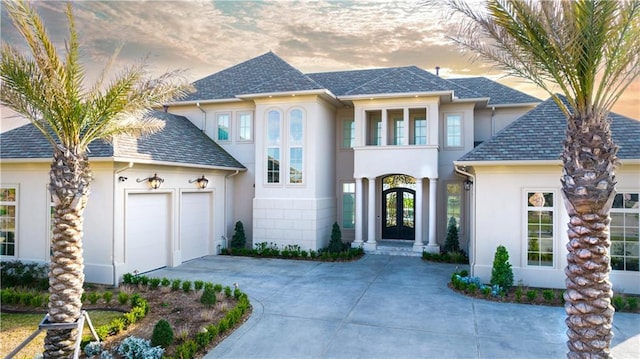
left=0, top=1, right=190, bottom=356
left=447, top=1, right=640, bottom=357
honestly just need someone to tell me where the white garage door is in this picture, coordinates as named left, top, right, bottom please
left=126, top=193, right=170, bottom=273
left=180, top=192, right=211, bottom=262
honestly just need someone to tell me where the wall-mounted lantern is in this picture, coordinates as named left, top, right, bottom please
left=189, top=175, right=209, bottom=189
left=137, top=173, right=164, bottom=190
left=463, top=179, right=474, bottom=191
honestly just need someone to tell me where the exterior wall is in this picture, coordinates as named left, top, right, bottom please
left=471, top=163, right=640, bottom=294
left=0, top=159, right=231, bottom=285
left=251, top=95, right=336, bottom=250
left=473, top=106, right=536, bottom=145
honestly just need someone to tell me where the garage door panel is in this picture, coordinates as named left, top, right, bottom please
left=126, top=193, right=170, bottom=273
left=181, top=192, right=211, bottom=262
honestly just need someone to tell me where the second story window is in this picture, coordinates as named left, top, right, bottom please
left=342, top=119, right=355, bottom=148
left=288, top=109, right=304, bottom=184
left=445, top=114, right=462, bottom=148
left=238, top=112, right=253, bottom=141
left=216, top=113, right=231, bottom=142
left=393, top=118, right=404, bottom=145
left=266, top=110, right=281, bottom=184
left=413, top=117, right=427, bottom=145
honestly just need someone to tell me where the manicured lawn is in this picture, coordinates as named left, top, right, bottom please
left=0, top=311, right=122, bottom=358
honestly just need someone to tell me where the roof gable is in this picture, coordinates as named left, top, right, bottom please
left=184, top=52, right=323, bottom=101
left=449, top=77, right=540, bottom=105
left=458, top=97, right=640, bottom=162
left=0, top=111, right=244, bottom=169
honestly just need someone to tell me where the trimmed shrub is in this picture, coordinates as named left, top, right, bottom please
left=443, top=216, right=461, bottom=253
left=200, top=287, right=217, bottom=308
left=231, top=221, right=246, bottom=249
left=182, top=280, right=192, bottom=293
left=327, top=222, right=346, bottom=253
left=194, top=280, right=204, bottom=291
left=151, top=319, right=174, bottom=348
left=490, top=245, right=514, bottom=289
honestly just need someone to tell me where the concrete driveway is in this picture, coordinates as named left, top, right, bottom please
left=147, top=255, right=639, bottom=359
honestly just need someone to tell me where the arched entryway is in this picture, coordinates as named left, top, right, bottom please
left=382, top=175, right=415, bottom=240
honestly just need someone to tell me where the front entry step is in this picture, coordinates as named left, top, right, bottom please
left=365, top=240, right=424, bottom=257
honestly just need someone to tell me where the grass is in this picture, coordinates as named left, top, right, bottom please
left=0, top=311, right=122, bottom=359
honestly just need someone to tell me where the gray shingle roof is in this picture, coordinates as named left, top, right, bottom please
left=458, top=97, right=640, bottom=162
left=449, top=77, right=540, bottom=105
left=0, top=111, right=245, bottom=169
left=183, top=52, right=324, bottom=101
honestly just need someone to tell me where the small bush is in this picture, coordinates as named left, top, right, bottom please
left=161, top=278, right=171, bottom=287
left=194, top=280, right=204, bottom=291
left=231, top=221, right=247, bottom=249
left=612, top=295, right=626, bottom=311
left=627, top=297, right=638, bottom=311
left=171, top=279, right=181, bottom=291
left=443, top=216, right=461, bottom=253
left=515, top=286, right=523, bottom=303
left=103, top=291, right=113, bottom=303
left=327, top=222, right=346, bottom=253
left=182, top=280, right=192, bottom=293
left=118, top=292, right=129, bottom=305
left=542, top=289, right=554, bottom=302
left=213, top=284, right=223, bottom=293
left=200, top=287, right=217, bottom=308
left=149, top=278, right=161, bottom=289
left=151, top=319, right=174, bottom=348
left=224, top=286, right=232, bottom=298
left=526, top=289, right=538, bottom=302
left=490, top=245, right=514, bottom=289
left=0, top=261, right=49, bottom=290
left=117, top=336, right=164, bottom=359
left=87, top=292, right=100, bottom=305
left=481, top=286, right=491, bottom=297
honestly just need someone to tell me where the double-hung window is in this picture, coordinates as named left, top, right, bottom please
left=611, top=192, right=639, bottom=271
left=413, top=116, right=427, bottom=145
left=342, top=119, right=355, bottom=148
left=237, top=112, right=253, bottom=142
left=288, top=109, right=304, bottom=184
left=0, top=187, right=17, bottom=256
left=216, top=113, right=231, bottom=142
left=526, top=191, right=555, bottom=267
left=445, top=114, right=462, bottom=148
left=393, top=118, right=404, bottom=145
left=342, top=183, right=355, bottom=229
left=266, top=110, right=281, bottom=184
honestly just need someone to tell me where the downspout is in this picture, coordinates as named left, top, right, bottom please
left=221, top=170, right=240, bottom=253
left=455, top=165, right=476, bottom=275
left=196, top=102, right=206, bottom=133
left=113, top=161, right=134, bottom=286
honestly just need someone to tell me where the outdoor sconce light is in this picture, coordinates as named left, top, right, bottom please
left=137, top=173, right=164, bottom=189
left=189, top=175, right=209, bottom=189
left=463, top=179, right=474, bottom=191
left=118, top=176, right=128, bottom=182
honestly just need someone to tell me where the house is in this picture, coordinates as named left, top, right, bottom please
left=1, top=52, right=638, bottom=293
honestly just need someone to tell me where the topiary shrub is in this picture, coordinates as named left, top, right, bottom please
left=443, top=216, right=461, bottom=253
left=231, top=221, right=246, bottom=249
left=490, top=245, right=514, bottom=289
left=327, top=222, right=345, bottom=253
left=151, top=319, right=174, bottom=348
left=200, top=287, right=217, bottom=308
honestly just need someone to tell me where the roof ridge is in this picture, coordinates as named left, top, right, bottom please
left=247, top=52, right=325, bottom=93
left=343, top=67, right=410, bottom=95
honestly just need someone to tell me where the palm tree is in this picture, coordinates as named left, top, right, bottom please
left=446, top=1, right=639, bottom=358
left=0, top=1, right=190, bottom=356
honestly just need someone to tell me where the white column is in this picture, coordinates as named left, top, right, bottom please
left=381, top=110, right=387, bottom=146
left=364, top=177, right=377, bottom=250
left=403, top=107, right=410, bottom=146
left=426, top=178, right=440, bottom=253
left=413, top=177, right=424, bottom=251
left=353, top=178, right=364, bottom=247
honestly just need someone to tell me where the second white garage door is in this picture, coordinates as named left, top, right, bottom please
left=126, top=193, right=170, bottom=273
left=180, top=192, right=212, bottom=262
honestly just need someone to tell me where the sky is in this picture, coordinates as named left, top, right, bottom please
left=1, top=0, right=638, bottom=131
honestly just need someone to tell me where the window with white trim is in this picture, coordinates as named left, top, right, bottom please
left=526, top=191, right=555, bottom=267
left=216, top=113, right=231, bottom=141
left=393, top=118, right=404, bottom=145
left=445, top=114, right=462, bottom=148
left=0, top=187, right=17, bottom=256
left=413, top=116, right=427, bottom=145
left=342, top=183, right=355, bottom=229
left=342, top=119, right=355, bottom=148
left=266, top=110, right=281, bottom=184
left=237, top=111, right=253, bottom=141
left=288, top=109, right=304, bottom=184
left=611, top=192, right=639, bottom=271
left=447, top=183, right=461, bottom=230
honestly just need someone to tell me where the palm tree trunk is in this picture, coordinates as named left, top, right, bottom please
left=44, top=146, right=91, bottom=358
left=562, top=114, right=618, bottom=359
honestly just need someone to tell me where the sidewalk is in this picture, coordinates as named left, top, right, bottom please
left=147, top=255, right=640, bottom=359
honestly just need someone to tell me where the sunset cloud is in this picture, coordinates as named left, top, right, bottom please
left=1, top=0, right=637, bottom=119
